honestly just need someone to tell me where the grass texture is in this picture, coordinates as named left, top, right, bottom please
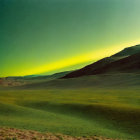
left=0, top=87, right=139, bottom=140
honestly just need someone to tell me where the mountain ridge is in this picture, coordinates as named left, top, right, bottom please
left=62, top=44, right=140, bottom=78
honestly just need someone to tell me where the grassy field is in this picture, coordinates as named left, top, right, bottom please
left=0, top=86, right=140, bottom=139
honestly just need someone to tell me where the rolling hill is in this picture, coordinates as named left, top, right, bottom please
left=62, top=44, right=140, bottom=78
left=0, top=71, right=70, bottom=87
left=1, top=45, right=140, bottom=140
left=13, top=44, right=140, bottom=89
left=87, top=52, right=140, bottom=75
left=5, top=71, right=70, bottom=81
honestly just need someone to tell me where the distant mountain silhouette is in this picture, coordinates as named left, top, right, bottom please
left=4, top=71, right=70, bottom=81
left=62, top=44, right=140, bottom=78
left=88, top=52, right=140, bottom=75
left=25, top=71, right=71, bottom=80
left=112, top=44, right=140, bottom=58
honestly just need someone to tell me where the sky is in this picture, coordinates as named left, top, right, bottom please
left=1, top=0, right=140, bottom=77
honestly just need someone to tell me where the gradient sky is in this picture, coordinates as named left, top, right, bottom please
left=1, top=0, right=140, bottom=77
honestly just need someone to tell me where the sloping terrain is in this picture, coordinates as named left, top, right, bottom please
left=0, top=88, right=139, bottom=140
left=0, top=45, right=140, bottom=140
left=62, top=45, right=140, bottom=78
left=18, top=73, right=140, bottom=89
left=86, top=52, right=140, bottom=75
left=112, top=44, right=140, bottom=58
left=5, top=71, right=70, bottom=81
left=0, top=71, right=70, bottom=87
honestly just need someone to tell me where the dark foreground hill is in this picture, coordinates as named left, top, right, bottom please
left=62, top=44, right=140, bottom=78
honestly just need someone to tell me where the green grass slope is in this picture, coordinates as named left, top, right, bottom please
left=0, top=86, right=140, bottom=139
left=19, top=73, right=140, bottom=89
